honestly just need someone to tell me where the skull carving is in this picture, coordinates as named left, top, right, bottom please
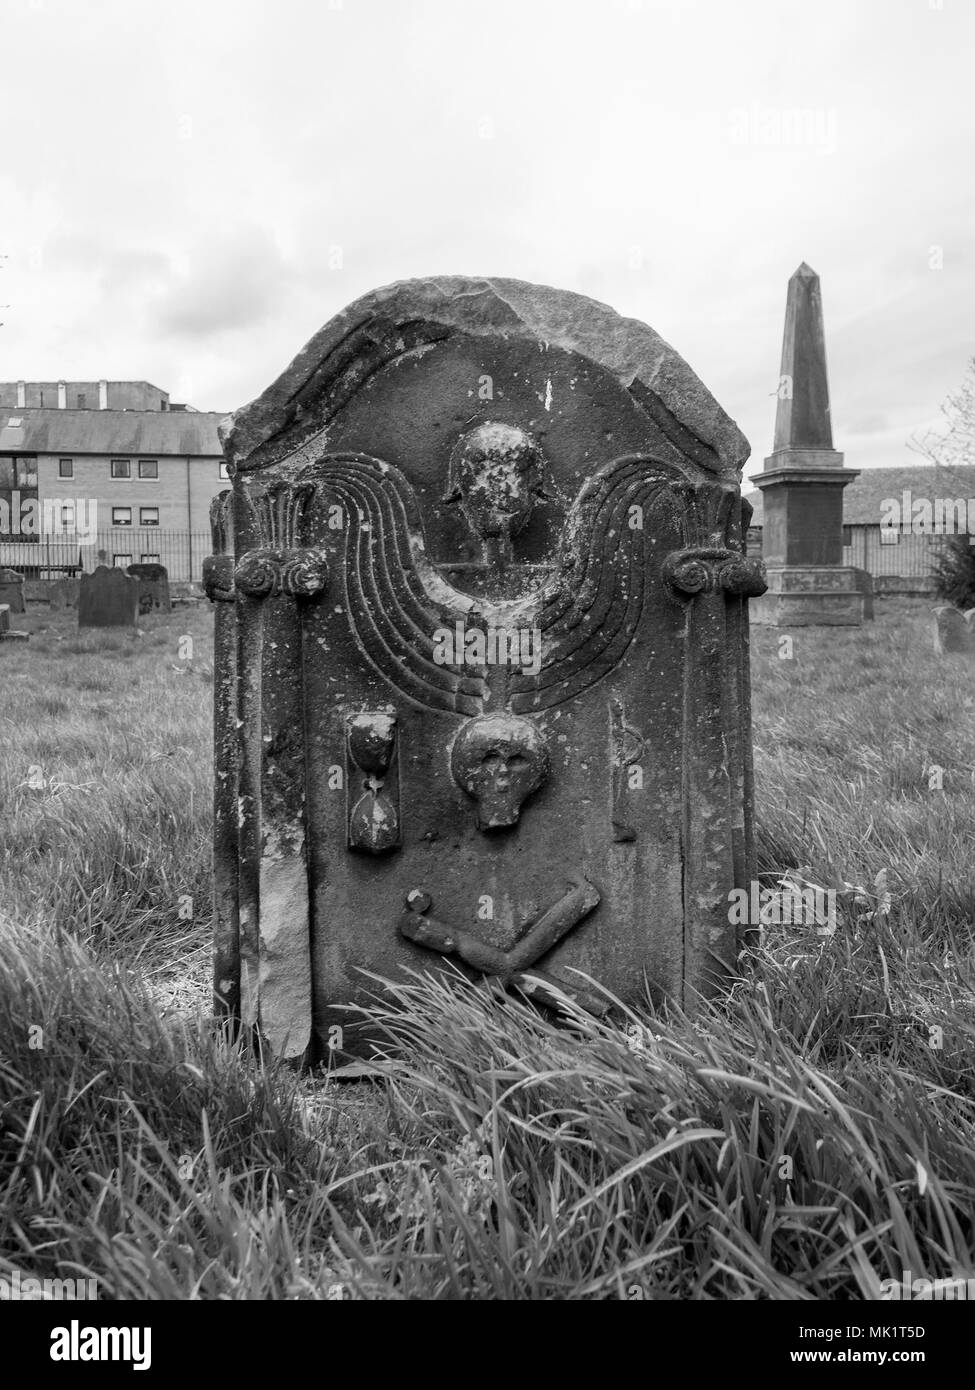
left=450, top=713, right=550, bottom=831
left=443, top=422, right=547, bottom=544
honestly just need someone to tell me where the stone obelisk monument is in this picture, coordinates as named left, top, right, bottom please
left=751, top=263, right=863, bottom=625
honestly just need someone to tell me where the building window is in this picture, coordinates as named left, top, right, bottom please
left=111, top=459, right=131, bottom=479
left=880, top=525, right=900, bottom=546
left=842, top=525, right=852, bottom=547
left=113, top=554, right=132, bottom=568
left=59, top=458, right=74, bottom=478
left=140, top=506, right=160, bottom=526
left=219, top=461, right=230, bottom=480
left=16, top=457, right=37, bottom=488
left=77, top=393, right=87, bottom=409
left=141, top=552, right=161, bottom=564
left=138, top=459, right=158, bottom=480
left=0, top=456, right=37, bottom=487
left=112, top=507, right=132, bottom=527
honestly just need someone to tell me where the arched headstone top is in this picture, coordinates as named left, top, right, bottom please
left=220, top=277, right=749, bottom=481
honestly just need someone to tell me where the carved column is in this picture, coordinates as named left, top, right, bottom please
left=731, top=495, right=760, bottom=904
left=232, top=489, right=263, bottom=1040
left=234, top=481, right=329, bottom=1060
left=203, top=491, right=239, bottom=1023
left=664, top=483, right=766, bottom=997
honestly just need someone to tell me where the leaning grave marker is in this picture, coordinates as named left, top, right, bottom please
left=208, top=277, right=767, bottom=1061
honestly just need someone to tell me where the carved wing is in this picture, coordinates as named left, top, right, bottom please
left=510, top=455, right=688, bottom=713
left=298, top=454, right=487, bottom=715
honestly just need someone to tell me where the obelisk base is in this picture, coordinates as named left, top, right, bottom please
left=750, top=566, right=865, bottom=626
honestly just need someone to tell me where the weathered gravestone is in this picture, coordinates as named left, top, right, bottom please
left=0, top=604, right=29, bottom=641
left=933, top=605, right=975, bottom=655
left=126, top=562, right=171, bottom=614
left=0, top=568, right=26, bottom=614
left=208, top=276, right=768, bottom=1061
left=49, top=578, right=81, bottom=610
left=78, top=565, right=139, bottom=628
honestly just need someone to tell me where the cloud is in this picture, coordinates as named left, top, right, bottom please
left=153, top=226, right=293, bottom=339
left=846, top=412, right=890, bottom=437
left=0, top=0, right=973, bottom=462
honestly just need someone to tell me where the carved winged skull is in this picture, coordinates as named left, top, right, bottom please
left=296, top=449, right=693, bottom=717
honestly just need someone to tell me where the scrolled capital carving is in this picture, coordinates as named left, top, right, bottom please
left=203, top=553, right=236, bottom=603
left=279, top=547, right=330, bottom=597
left=715, top=555, right=767, bottom=597
left=663, top=553, right=714, bottom=595
left=235, top=547, right=329, bottom=600
left=664, top=546, right=767, bottom=599
left=235, top=547, right=279, bottom=598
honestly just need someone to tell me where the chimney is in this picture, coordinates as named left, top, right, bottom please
left=16, top=381, right=25, bottom=407
left=57, top=380, right=67, bottom=409
left=99, top=379, right=108, bottom=409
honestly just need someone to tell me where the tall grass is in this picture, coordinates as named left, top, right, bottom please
left=0, top=598, right=972, bottom=1298
left=0, top=607, right=212, bottom=986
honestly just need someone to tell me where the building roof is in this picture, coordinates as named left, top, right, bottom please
left=0, top=408, right=227, bottom=457
left=744, top=464, right=975, bottom=527
left=0, top=379, right=169, bottom=392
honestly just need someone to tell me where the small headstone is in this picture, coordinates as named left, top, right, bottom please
left=78, top=566, right=139, bottom=628
left=126, top=563, right=171, bottom=614
left=0, top=568, right=26, bottom=614
left=851, top=567, right=874, bottom=621
left=0, top=604, right=29, bottom=642
left=49, top=578, right=81, bottom=610
left=933, top=605, right=975, bottom=655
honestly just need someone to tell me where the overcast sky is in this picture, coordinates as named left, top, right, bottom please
left=1, top=0, right=972, bottom=480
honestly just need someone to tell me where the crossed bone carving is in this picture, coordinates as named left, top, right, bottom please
left=397, top=873, right=607, bottom=1014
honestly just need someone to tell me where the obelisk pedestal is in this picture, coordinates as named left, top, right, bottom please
left=751, top=263, right=864, bottom=626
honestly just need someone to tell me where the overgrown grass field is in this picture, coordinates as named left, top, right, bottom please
left=1, top=599, right=972, bottom=1298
